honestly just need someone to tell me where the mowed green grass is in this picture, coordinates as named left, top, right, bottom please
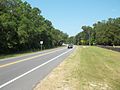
left=34, top=46, right=120, bottom=90
left=73, top=46, right=120, bottom=90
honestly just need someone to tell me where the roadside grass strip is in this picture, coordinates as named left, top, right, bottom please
left=34, top=46, right=120, bottom=90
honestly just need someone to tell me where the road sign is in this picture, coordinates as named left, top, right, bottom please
left=40, top=41, right=43, bottom=50
left=40, top=41, right=43, bottom=44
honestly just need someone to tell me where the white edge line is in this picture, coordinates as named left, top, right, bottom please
left=0, top=49, right=72, bottom=89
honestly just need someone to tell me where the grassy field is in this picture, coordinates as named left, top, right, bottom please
left=34, top=46, right=120, bottom=90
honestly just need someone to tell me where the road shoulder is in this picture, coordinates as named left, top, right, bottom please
left=34, top=46, right=120, bottom=90
left=34, top=46, right=78, bottom=90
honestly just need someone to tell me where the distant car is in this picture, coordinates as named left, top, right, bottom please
left=68, top=44, right=73, bottom=49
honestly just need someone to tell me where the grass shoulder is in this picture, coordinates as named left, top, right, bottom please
left=0, top=46, right=65, bottom=60
left=34, top=46, right=120, bottom=90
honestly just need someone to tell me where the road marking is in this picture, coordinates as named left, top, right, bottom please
left=0, top=49, right=72, bottom=89
left=0, top=47, right=64, bottom=62
left=0, top=48, right=66, bottom=68
left=0, top=47, right=63, bottom=62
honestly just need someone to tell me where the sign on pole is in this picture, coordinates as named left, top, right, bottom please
left=40, top=41, right=43, bottom=45
left=40, top=41, right=43, bottom=50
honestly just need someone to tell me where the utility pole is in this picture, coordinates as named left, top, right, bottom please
left=89, top=30, right=91, bottom=46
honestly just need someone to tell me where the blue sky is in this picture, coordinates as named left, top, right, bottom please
left=24, top=0, right=120, bottom=36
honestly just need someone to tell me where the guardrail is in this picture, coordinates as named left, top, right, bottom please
left=97, top=45, right=120, bottom=52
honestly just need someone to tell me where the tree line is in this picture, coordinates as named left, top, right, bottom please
left=0, top=0, right=68, bottom=54
left=75, top=17, right=120, bottom=46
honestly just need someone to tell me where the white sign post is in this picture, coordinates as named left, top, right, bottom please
left=40, top=41, right=43, bottom=50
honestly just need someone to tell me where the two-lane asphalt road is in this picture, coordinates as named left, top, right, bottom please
left=0, top=46, right=74, bottom=90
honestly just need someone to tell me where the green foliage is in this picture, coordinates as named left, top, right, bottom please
left=67, top=36, right=75, bottom=44
left=76, top=18, right=120, bottom=46
left=0, top=0, right=68, bottom=54
left=94, top=18, right=120, bottom=45
left=75, top=26, right=93, bottom=45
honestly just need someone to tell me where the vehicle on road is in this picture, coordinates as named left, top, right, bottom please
left=68, top=44, right=73, bottom=49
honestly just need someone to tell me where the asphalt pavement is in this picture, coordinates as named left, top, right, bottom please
left=0, top=46, right=74, bottom=90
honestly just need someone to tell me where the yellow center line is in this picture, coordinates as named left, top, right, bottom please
left=0, top=48, right=64, bottom=68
